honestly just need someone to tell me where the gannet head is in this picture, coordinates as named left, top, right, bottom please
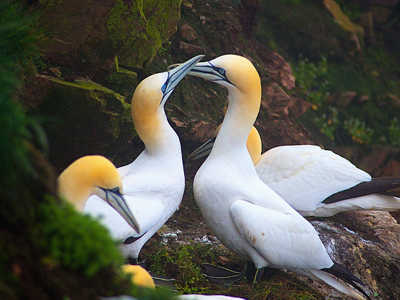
left=188, top=54, right=261, bottom=98
left=122, top=264, right=155, bottom=288
left=188, top=126, right=262, bottom=165
left=131, top=55, right=204, bottom=148
left=58, top=155, right=140, bottom=232
left=186, top=55, right=261, bottom=132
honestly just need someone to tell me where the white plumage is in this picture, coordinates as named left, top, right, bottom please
left=189, top=54, right=368, bottom=300
left=84, top=55, right=204, bottom=260
left=192, top=128, right=400, bottom=217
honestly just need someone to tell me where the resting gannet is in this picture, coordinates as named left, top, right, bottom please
left=190, top=125, right=400, bottom=217
left=84, top=55, right=204, bottom=262
left=121, top=264, right=246, bottom=300
left=58, top=155, right=139, bottom=232
left=187, top=55, right=370, bottom=299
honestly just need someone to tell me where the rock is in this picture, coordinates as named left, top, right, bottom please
left=311, top=213, right=400, bottom=299
left=180, top=23, right=198, bottom=42
left=31, top=75, right=138, bottom=171
left=179, top=41, right=204, bottom=55
left=37, top=0, right=182, bottom=76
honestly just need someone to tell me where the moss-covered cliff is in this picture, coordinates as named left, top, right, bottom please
left=6, top=0, right=400, bottom=299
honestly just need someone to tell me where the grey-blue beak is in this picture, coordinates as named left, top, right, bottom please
left=104, top=188, right=140, bottom=234
left=161, top=54, right=204, bottom=104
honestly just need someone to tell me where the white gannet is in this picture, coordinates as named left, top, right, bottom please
left=58, top=155, right=139, bottom=232
left=187, top=55, right=370, bottom=300
left=190, top=125, right=400, bottom=217
left=121, top=264, right=246, bottom=300
left=84, top=55, right=204, bottom=262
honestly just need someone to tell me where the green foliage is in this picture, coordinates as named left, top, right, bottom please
left=0, top=1, right=40, bottom=185
left=293, top=56, right=330, bottom=105
left=313, top=107, right=339, bottom=141
left=106, top=0, right=182, bottom=67
left=293, top=51, right=400, bottom=146
left=148, top=243, right=216, bottom=294
left=35, top=198, right=124, bottom=277
left=344, top=118, right=374, bottom=144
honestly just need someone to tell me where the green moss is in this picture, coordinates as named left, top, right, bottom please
left=35, top=197, right=124, bottom=277
left=148, top=243, right=217, bottom=293
left=106, top=0, right=182, bottom=67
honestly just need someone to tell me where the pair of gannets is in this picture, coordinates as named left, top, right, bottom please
left=184, top=55, right=371, bottom=300
left=121, top=265, right=245, bottom=300
left=190, top=128, right=400, bottom=217
left=58, top=55, right=204, bottom=261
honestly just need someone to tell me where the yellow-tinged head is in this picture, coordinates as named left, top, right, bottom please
left=247, top=127, right=262, bottom=165
left=58, top=155, right=122, bottom=209
left=122, top=264, right=155, bottom=289
left=58, top=155, right=140, bottom=232
left=188, top=54, right=261, bottom=115
left=131, top=55, right=204, bottom=149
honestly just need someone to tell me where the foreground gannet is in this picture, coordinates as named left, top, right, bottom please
left=84, top=55, right=204, bottom=261
left=188, top=55, right=370, bottom=299
left=190, top=127, right=400, bottom=217
left=58, top=155, right=139, bottom=232
left=121, top=264, right=246, bottom=300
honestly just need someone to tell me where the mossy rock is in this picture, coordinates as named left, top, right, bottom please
left=254, top=0, right=358, bottom=60
left=107, top=0, right=182, bottom=68
left=31, top=75, right=139, bottom=171
left=37, top=0, right=182, bottom=77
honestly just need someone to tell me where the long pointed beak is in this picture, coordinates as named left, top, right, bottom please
left=105, top=189, right=140, bottom=234
left=161, top=54, right=204, bottom=103
left=169, top=60, right=233, bottom=85
left=188, top=137, right=216, bottom=161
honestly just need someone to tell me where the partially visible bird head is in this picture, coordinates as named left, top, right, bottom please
left=188, top=54, right=261, bottom=97
left=58, top=155, right=139, bottom=233
left=122, top=264, right=155, bottom=289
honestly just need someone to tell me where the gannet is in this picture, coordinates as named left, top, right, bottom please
left=58, top=155, right=139, bottom=232
left=121, top=264, right=246, bottom=300
left=190, top=126, right=400, bottom=217
left=187, top=55, right=370, bottom=299
left=84, top=55, right=204, bottom=262
left=122, top=264, right=155, bottom=288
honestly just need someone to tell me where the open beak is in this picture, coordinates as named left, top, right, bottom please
left=161, top=54, right=204, bottom=104
left=188, top=137, right=216, bottom=161
left=104, top=189, right=140, bottom=234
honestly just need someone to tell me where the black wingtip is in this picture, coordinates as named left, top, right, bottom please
left=323, top=177, right=400, bottom=204
left=322, top=261, right=372, bottom=300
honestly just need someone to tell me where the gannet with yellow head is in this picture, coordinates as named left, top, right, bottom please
left=84, top=55, right=204, bottom=262
left=187, top=55, right=370, bottom=300
left=58, top=155, right=139, bottom=232
left=120, top=264, right=245, bottom=300
left=190, top=124, right=400, bottom=217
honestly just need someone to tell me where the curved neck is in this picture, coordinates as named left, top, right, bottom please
left=134, top=109, right=181, bottom=157
left=212, top=88, right=260, bottom=157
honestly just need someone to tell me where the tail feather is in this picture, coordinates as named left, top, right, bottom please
left=309, top=262, right=371, bottom=300
left=323, top=177, right=400, bottom=204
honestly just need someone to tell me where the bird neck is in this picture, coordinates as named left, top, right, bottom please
left=247, top=127, right=262, bottom=165
left=58, top=170, right=91, bottom=211
left=134, top=109, right=181, bottom=157
left=212, top=89, right=260, bottom=158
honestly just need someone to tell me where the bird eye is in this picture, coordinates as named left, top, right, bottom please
left=216, top=67, right=226, bottom=76
left=109, top=187, right=121, bottom=195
